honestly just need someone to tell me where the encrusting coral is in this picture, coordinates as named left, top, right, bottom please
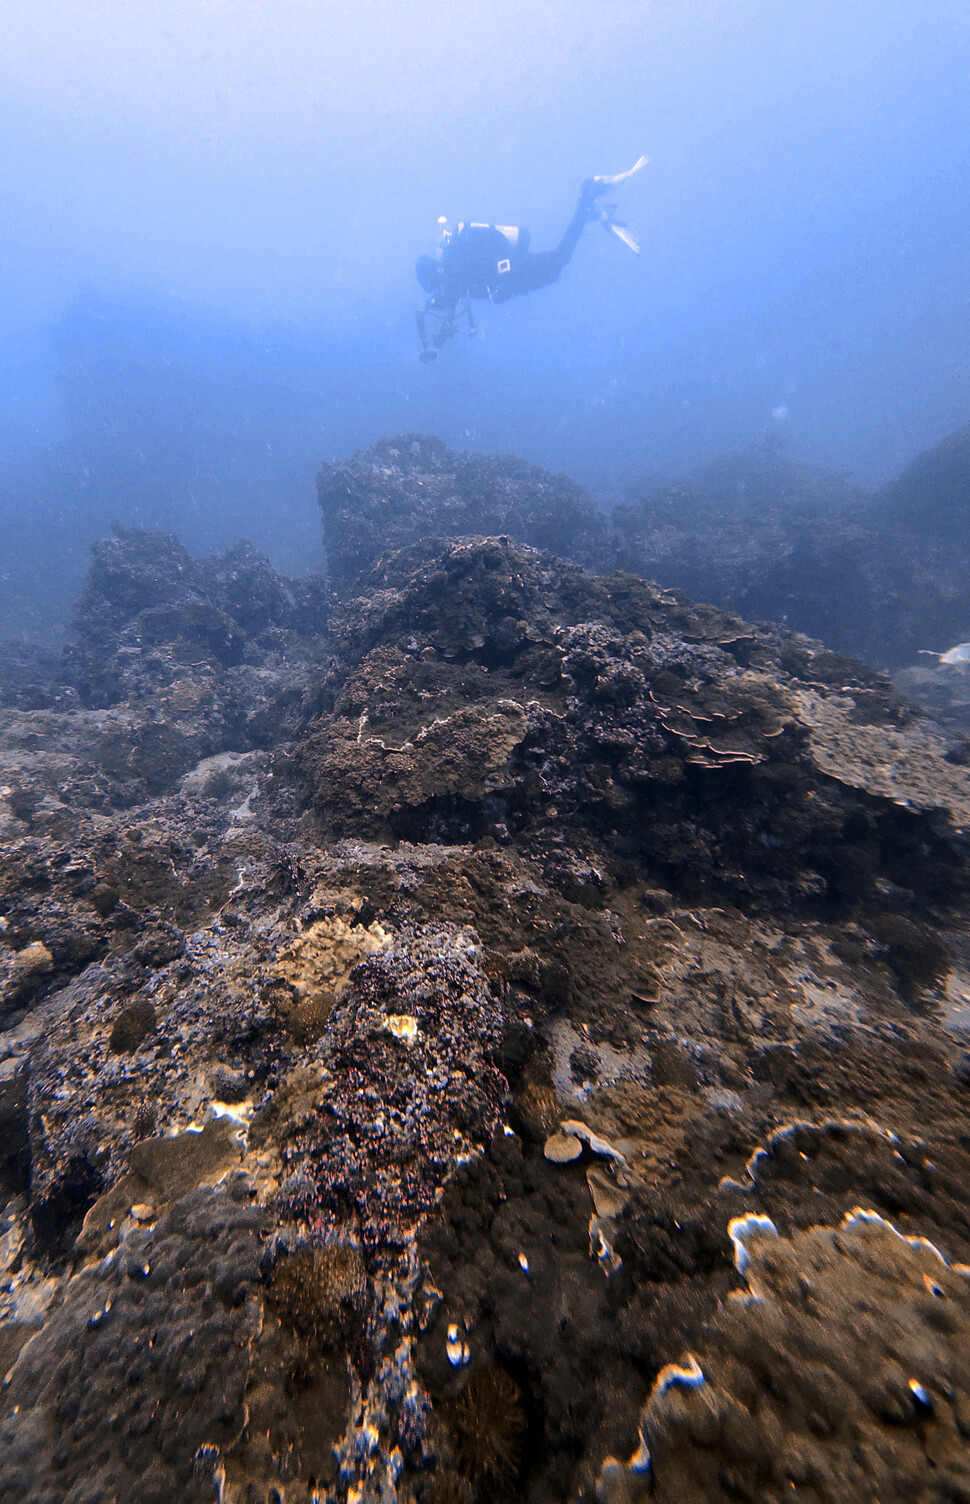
left=0, top=443, right=969, bottom=1503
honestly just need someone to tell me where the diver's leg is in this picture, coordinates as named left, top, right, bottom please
left=512, top=187, right=599, bottom=294
left=552, top=187, right=599, bottom=269
left=417, top=300, right=458, bottom=361
left=433, top=307, right=457, bottom=350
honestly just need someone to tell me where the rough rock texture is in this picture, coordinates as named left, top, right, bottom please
left=0, top=642, right=69, bottom=712
left=614, top=435, right=970, bottom=672
left=2, top=470, right=970, bottom=1504
left=62, top=525, right=328, bottom=709
left=612, top=451, right=874, bottom=651
left=609, top=1209, right=970, bottom=1503
left=0, top=529, right=329, bottom=844
left=318, top=431, right=970, bottom=676
left=317, top=434, right=610, bottom=591
left=302, top=537, right=967, bottom=922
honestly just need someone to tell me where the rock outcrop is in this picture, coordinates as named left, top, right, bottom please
left=320, top=432, right=970, bottom=673
left=62, top=525, right=329, bottom=709
left=1, top=463, right=970, bottom=1504
left=615, top=433, right=970, bottom=671
left=317, top=434, right=610, bottom=592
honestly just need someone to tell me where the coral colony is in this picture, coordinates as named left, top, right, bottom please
left=1, top=434, right=969, bottom=1501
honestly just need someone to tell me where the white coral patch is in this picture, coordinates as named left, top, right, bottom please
left=652, top=1354, right=705, bottom=1397
left=384, top=1014, right=419, bottom=1042
left=446, top=1322, right=471, bottom=1366
left=728, top=1213, right=779, bottom=1273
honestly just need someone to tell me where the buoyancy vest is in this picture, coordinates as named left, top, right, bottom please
left=441, top=222, right=530, bottom=301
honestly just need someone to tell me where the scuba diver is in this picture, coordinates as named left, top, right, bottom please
left=415, top=156, right=648, bottom=362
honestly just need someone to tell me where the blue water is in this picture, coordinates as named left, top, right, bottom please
left=1, top=0, right=969, bottom=638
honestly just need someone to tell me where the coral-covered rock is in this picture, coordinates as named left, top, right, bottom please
left=0, top=528, right=329, bottom=825
left=302, top=536, right=968, bottom=920
left=2, top=455, right=970, bottom=1504
left=615, top=433, right=970, bottom=671
left=317, top=433, right=609, bottom=591
left=614, top=1208, right=970, bottom=1503
left=61, top=525, right=327, bottom=710
left=269, top=924, right=509, bottom=1253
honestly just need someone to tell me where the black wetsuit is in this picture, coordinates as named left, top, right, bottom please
left=417, top=182, right=598, bottom=356
left=441, top=193, right=591, bottom=303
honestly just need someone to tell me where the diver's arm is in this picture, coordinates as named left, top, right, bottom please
left=417, top=298, right=459, bottom=362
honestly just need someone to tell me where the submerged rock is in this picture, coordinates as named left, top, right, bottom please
left=62, top=526, right=328, bottom=709
left=319, top=429, right=970, bottom=675
left=0, top=641, right=73, bottom=712
left=302, top=536, right=967, bottom=919
left=615, top=432, right=970, bottom=672
left=317, top=432, right=610, bottom=592
left=2, top=452, right=970, bottom=1504
left=624, top=1208, right=970, bottom=1503
left=0, top=528, right=331, bottom=824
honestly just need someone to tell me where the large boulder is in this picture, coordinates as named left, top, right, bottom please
left=62, top=527, right=328, bottom=708
left=317, top=433, right=609, bottom=592
left=614, top=435, right=970, bottom=670
left=301, top=535, right=968, bottom=917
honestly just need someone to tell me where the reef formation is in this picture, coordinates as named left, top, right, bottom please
left=1, top=438, right=969, bottom=1503
left=614, top=423, right=970, bottom=677
left=319, top=430, right=970, bottom=684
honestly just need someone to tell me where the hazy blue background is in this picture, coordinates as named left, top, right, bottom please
left=2, top=0, right=969, bottom=638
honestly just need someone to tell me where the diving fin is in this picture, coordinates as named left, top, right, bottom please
left=592, top=154, right=649, bottom=188
left=597, top=205, right=641, bottom=254
left=607, top=220, right=640, bottom=254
